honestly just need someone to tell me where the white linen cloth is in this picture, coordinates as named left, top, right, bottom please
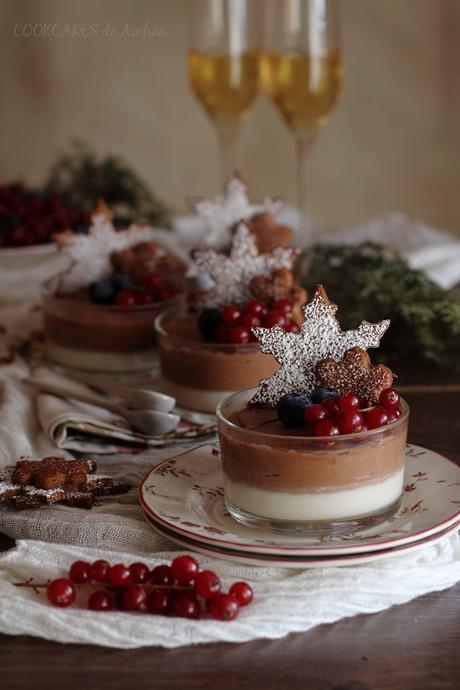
left=0, top=211, right=459, bottom=648
left=27, top=366, right=214, bottom=453
left=0, top=536, right=459, bottom=649
left=0, top=353, right=459, bottom=648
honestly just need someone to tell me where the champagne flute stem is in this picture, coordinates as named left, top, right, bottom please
left=295, top=134, right=315, bottom=245
left=216, top=124, right=238, bottom=188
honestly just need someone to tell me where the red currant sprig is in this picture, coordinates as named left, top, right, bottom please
left=198, top=298, right=300, bottom=344
left=14, top=555, right=254, bottom=621
left=296, top=388, right=402, bottom=437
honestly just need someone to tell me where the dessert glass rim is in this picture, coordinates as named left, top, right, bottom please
left=216, top=387, right=410, bottom=443
left=154, top=306, right=265, bottom=352
left=42, top=274, right=182, bottom=313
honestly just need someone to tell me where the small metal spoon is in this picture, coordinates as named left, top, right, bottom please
left=22, top=378, right=180, bottom=436
left=89, top=378, right=176, bottom=413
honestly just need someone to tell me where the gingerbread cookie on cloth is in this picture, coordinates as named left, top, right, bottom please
left=315, top=346, right=394, bottom=405
left=2, top=456, right=131, bottom=510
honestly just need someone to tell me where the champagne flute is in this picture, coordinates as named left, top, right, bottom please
left=188, top=0, right=260, bottom=186
left=261, top=0, right=343, bottom=242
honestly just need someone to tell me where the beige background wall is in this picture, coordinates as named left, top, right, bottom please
left=1, top=0, right=459, bottom=233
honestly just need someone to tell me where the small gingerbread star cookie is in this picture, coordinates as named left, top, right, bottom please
left=315, top=346, right=394, bottom=405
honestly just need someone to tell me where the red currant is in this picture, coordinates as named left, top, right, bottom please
left=171, top=555, right=199, bottom=585
left=241, top=313, right=261, bottom=329
left=216, top=324, right=230, bottom=343
left=338, top=392, right=360, bottom=410
left=337, top=408, right=364, bottom=434
left=173, top=593, right=201, bottom=619
left=89, top=559, right=110, bottom=583
left=144, top=273, right=162, bottom=290
left=365, top=406, right=389, bottom=429
left=135, top=290, right=154, bottom=305
left=208, top=593, right=240, bottom=621
left=150, top=564, right=175, bottom=585
left=273, top=299, right=293, bottom=314
left=114, top=289, right=137, bottom=307
left=156, top=286, right=176, bottom=301
left=194, top=570, right=221, bottom=599
left=221, top=305, right=242, bottom=326
left=69, top=560, right=92, bottom=584
left=228, top=326, right=250, bottom=344
left=121, top=585, right=148, bottom=612
left=379, top=388, right=400, bottom=410
left=323, top=396, right=341, bottom=416
left=88, top=590, right=113, bottom=612
left=229, top=581, right=253, bottom=606
left=284, top=321, right=300, bottom=333
left=244, top=300, right=266, bottom=317
left=264, top=310, right=287, bottom=328
left=108, top=563, right=132, bottom=586
left=313, top=419, right=340, bottom=437
left=148, top=588, right=173, bottom=615
left=304, top=404, right=328, bottom=425
left=47, top=578, right=76, bottom=608
left=129, top=562, right=150, bottom=584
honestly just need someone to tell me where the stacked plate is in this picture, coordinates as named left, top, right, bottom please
left=140, top=444, right=460, bottom=568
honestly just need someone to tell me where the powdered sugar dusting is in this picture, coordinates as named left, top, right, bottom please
left=191, top=223, right=298, bottom=309
left=315, top=347, right=394, bottom=405
left=57, top=213, right=164, bottom=294
left=191, top=174, right=284, bottom=248
left=251, top=285, right=390, bottom=406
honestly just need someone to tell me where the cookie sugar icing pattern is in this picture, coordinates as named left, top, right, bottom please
left=251, top=285, right=390, bottom=407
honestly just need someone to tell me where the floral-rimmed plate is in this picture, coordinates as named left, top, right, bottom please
left=143, top=511, right=460, bottom=568
left=139, top=444, right=460, bottom=557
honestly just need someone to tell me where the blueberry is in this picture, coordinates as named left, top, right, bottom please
left=277, top=393, right=313, bottom=427
left=112, top=274, right=132, bottom=291
left=72, top=223, right=89, bottom=235
left=89, top=279, right=116, bottom=305
left=198, top=308, right=222, bottom=342
left=310, top=387, right=339, bottom=404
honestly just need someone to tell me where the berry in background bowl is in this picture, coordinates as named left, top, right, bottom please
left=0, top=181, right=91, bottom=250
left=216, top=284, right=409, bottom=533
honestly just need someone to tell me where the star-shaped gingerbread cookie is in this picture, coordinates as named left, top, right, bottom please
left=251, top=285, right=391, bottom=406
left=315, top=346, right=394, bottom=405
left=190, top=223, right=298, bottom=309
left=55, top=203, right=163, bottom=294
left=190, top=173, right=284, bottom=248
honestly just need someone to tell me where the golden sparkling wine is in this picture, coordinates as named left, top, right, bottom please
left=188, top=50, right=260, bottom=128
left=261, top=51, right=344, bottom=136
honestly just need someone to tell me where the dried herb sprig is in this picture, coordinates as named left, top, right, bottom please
left=46, top=140, right=172, bottom=228
left=298, top=242, right=460, bottom=370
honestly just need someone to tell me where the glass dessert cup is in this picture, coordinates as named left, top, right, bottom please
left=154, top=308, right=279, bottom=413
left=217, top=389, right=410, bottom=534
left=42, top=276, right=184, bottom=374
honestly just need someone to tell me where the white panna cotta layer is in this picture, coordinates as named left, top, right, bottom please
left=224, top=468, right=405, bottom=522
left=157, top=377, right=234, bottom=413
left=46, top=342, right=157, bottom=373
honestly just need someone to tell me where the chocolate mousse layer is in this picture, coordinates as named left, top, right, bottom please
left=43, top=292, right=182, bottom=353
left=157, top=314, right=278, bottom=391
left=219, top=404, right=408, bottom=493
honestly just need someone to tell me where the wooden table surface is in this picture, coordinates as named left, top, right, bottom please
left=1, top=365, right=459, bottom=690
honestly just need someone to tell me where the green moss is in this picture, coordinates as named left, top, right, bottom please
left=46, top=141, right=172, bottom=228
left=298, top=242, right=460, bottom=370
